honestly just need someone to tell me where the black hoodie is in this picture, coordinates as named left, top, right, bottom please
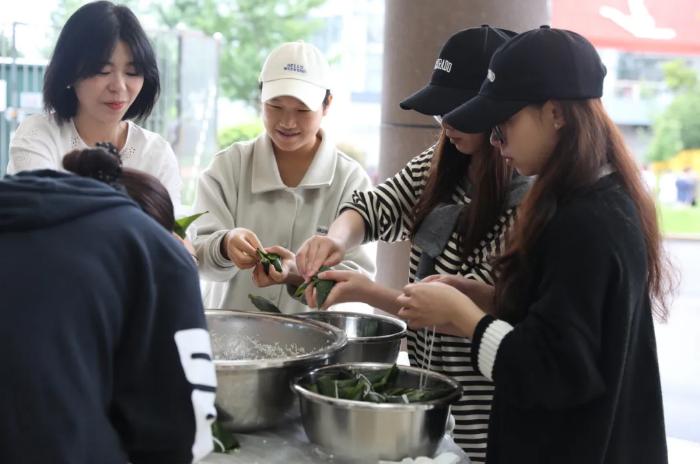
left=470, top=174, right=667, bottom=464
left=0, top=170, right=215, bottom=463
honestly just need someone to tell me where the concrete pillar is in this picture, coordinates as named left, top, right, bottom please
left=376, top=0, right=550, bottom=292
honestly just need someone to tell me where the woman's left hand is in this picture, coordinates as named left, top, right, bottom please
left=396, top=281, right=475, bottom=330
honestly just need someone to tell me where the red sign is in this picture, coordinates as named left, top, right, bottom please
left=552, top=0, right=700, bottom=55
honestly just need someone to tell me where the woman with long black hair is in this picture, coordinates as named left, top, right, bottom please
left=295, top=26, right=529, bottom=462
left=397, top=26, right=673, bottom=464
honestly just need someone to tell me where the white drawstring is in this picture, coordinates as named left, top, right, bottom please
left=419, top=325, right=437, bottom=390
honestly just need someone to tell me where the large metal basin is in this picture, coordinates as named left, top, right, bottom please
left=295, top=311, right=406, bottom=364
left=293, top=362, right=461, bottom=461
left=207, top=310, right=346, bottom=432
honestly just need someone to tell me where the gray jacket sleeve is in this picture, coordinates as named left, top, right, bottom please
left=191, top=154, right=240, bottom=282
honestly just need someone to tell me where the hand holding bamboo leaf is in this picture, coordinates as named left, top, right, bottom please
left=222, top=228, right=263, bottom=269
left=294, top=265, right=337, bottom=308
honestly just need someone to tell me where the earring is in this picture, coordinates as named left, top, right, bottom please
left=554, top=123, right=560, bottom=129
left=65, top=85, right=71, bottom=90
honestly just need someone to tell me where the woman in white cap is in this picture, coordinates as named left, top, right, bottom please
left=294, top=26, right=527, bottom=462
left=191, top=41, right=374, bottom=314
left=397, top=26, right=672, bottom=464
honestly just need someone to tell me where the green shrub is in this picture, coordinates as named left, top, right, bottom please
left=218, top=120, right=264, bottom=149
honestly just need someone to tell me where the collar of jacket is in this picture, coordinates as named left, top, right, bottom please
left=251, top=128, right=337, bottom=194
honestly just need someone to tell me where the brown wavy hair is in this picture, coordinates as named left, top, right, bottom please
left=494, top=99, right=674, bottom=322
left=411, top=130, right=513, bottom=262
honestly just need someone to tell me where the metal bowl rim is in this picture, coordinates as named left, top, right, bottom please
left=206, top=309, right=347, bottom=369
left=294, top=311, right=407, bottom=343
left=292, top=362, right=462, bottom=410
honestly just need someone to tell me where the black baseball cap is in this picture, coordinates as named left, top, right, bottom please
left=399, top=25, right=516, bottom=116
left=443, top=26, right=607, bottom=133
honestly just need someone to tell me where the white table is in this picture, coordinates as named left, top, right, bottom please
left=201, top=420, right=470, bottom=464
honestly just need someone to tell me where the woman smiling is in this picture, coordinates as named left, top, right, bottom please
left=7, top=1, right=181, bottom=207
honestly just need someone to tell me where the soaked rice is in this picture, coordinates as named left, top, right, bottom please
left=211, top=334, right=312, bottom=360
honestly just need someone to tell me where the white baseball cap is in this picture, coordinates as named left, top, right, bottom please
left=259, top=41, right=331, bottom=111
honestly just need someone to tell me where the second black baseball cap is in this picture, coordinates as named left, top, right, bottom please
left=399, top=25, right=516, bottom=116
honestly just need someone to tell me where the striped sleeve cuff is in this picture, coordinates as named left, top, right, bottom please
left=471, top=316, right=514, bottom=381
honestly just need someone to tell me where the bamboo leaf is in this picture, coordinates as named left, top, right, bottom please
left=306, top=364, right=450, bottom=404
left=174, top=211, right=208, bottom=238
left=294, top=265, right=336, bottom=306
left=248, top=294, right=282, bottom=313
left=212, top=419, right=239, bottom=453
left=256, top=248, right=283, bottom=274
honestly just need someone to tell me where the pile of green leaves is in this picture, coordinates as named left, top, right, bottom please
left=256, top=248, right=282, bottom=274
left=173, top=211, right=208, bottom=239
left=211, top=419, right=239, bottom=453
left=248, top=294, right=281, bottom=313
left=305, top=364, right=452, bottom=404
left=294, top=265, right=336, bottom=307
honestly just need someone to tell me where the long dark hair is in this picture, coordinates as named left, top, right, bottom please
left=411, top=130, right=513, bottom=261
left=494, top=99, right=674, bottom=322
left=63, top=146, right=175, bottom=231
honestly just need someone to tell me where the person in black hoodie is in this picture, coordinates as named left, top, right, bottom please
left=395, top=27, right=673, bottom=464
left=0, top=147, right=216, bottom=463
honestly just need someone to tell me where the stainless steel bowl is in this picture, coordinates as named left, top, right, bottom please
left=207, top=310, right=347, bottom=432
left=295, top=311, right=406, bottom=364
left=293, top=362, right=461, bottom=461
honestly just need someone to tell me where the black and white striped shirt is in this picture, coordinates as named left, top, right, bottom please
left=344, top=146, right=518, bottom=463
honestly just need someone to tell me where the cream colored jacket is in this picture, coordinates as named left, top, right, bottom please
left=192, top=130, right=375, bottom=313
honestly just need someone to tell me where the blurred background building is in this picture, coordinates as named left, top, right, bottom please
left=1, top=1, right=699, bottom=461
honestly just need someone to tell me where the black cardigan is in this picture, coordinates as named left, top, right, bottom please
left=471, top=174, right=667, bottom=464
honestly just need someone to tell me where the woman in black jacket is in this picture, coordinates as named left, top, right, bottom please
left=396, top=26, right=674, bottom=464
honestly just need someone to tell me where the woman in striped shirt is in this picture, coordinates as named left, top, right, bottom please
left=295, top=26, right=529, bottom=463
left=397, top=27, right=671, bottom=464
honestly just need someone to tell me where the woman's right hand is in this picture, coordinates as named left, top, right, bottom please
left=296, top=234, right=346, bottom=281
left=222, top=227, right=263, bottom=269
left=304, top=269, right=373, bottom=310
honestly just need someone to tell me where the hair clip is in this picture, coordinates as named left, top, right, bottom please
left=95, top=141, right=123, bottom=166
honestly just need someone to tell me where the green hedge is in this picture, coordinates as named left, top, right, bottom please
left=218, top=121, right=264, bottom=149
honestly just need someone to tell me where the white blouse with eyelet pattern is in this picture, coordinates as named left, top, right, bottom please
left=7, top=113, right=182, bottom=207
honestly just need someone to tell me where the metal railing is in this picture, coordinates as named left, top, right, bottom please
left=1, top=22, right=219, bottom=195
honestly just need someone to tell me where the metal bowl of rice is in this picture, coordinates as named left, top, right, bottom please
left=295, top=311, right=406, bottom=364
left=206, top=310, right=347, bottom=432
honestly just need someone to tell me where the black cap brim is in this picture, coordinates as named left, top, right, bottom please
left=399, top=84, right=478, bottom=116
left=443, top=94, right=530, bottom=133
